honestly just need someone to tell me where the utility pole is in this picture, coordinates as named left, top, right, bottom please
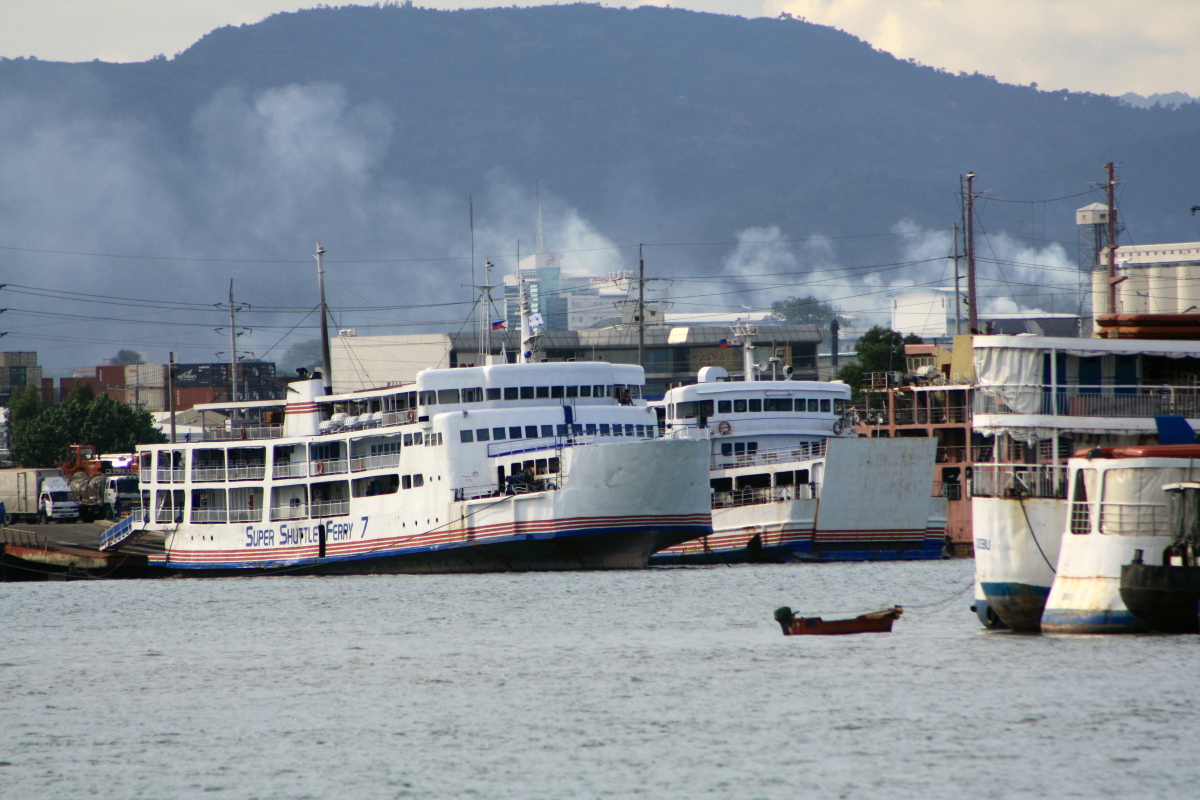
left=1105, top=162, right=1122, bottom=316
left=964, top=173, right=979, bottom=334
left=168, top=351, right=177, bottom=444
left=953, top=223, right=962, bottom=335
left=637, top=244, right=645, bottom=368
left=315, top=243, right=333, bottom=396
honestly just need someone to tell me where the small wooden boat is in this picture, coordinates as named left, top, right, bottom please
left=773, top=605, right=903, bottom=636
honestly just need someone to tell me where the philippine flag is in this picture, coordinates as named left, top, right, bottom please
left=492, top=319, right=507, bottom=330
left=718, top=339, right=729, bottom=349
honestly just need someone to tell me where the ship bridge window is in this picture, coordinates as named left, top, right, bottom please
left=566, top=386, right=578, bottom=398
left=551, top=386, right=564, bottom=398
left=821, top=399, right=831, bottom=413
left=748, top=399, right=762, bottom=412
left=764, top=398, right=791, bottom=412
left=460, top=430, right=474, bottom=443
left=579, top=386, right=592, bottom=397
left=735, top=473, right=771, bottom=490
left=599, top=423, right=611, bottom=435
left=520, top=387, right=535, bottom=399
left=509, top=426, right=523, bottom=439
left=676, top=400, right=714, bottom=419
left=526, top=426, right=539, bottom=438
left=462, top=388, right=483, bottom=403
left=1069, top=468, right=1097, bottom=534
left=492, top=427, right=507, bottom=440
left=733, top=399, right=746, bottom=412
left=504, top=387, right=519, bottom=400
left=487, top=388, right=502, bottom=400
left=835, top=400, right=846, bottom=415
left=419, top=391, right=437, bottom=406
left=438, top=389, right=460, bottom=404
left=475, top=428, right=491, bottom=442
left=537, top=386, right=551, bottom=399
left=807, top=399, right=819, bottom=412
left=718, top=400, right=732, bottom=414
left=542, top=425, right=554, bottom=437
left=593, top=385, right=607, bottom=397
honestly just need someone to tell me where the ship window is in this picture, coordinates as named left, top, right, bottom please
left=504, top=387, right=519, bottom=400
left=526, top=426, right=539, bottom=438
left=631, top=386, right=642, bottom=399
left=579, top=386, right=592, bottom=397
left=808, top=399, right=819, bottom=412
left=749, top=399, right=762, bottom=412
left=625, top=425, right=634, bottom=436
left=835, top=400, right=846, bottom=414
left=821, top=399, right=831, bottom=413
left=734, top=442, right=745, bottom=455
left=573, top=424, right=583, bottom=435
left=420, top=391, right=437, bottom=406
left=748, top=442, right=758, bottom=454
left=734, top=399, right=746, bottom=412
left=775, top=471, right=794, bottom=486
left=476, top=428, right=490, bottom=442
left=460, top=430, right=474, bottom=443
left=520, top=387, right=535, bottom=399
left=510, top=426, right=523, bottom=439
left=403, top=433, right=413, bottom=447
left=566, top=386, right=578, bottom=398
left=549, top=457, right=560, bottom=473
left=599, top=424, right=611, bottom=435
left=438, top=389, right=460, bottom=404
left=594, top=385, right=607, bottom=397
left=721, top=443, right=733, bottom=456
left=613, top=425, right=623, bottom=437
left=536, top=386, right=550, bottom=399
left=765, top=398, right=791, bottom=412
left=718, top=400, right=732, bottom=414
left=542, top=425, right=554, bottom=437
left=585, top=424, right=597, bottom=435
left=487, top=388, right=502, bottom=400
left=557, top=424, right=568, bottom=436
left=535, top=459, right=548, bottom=475
left=492, top=427, right=506, bottom=440
left=413, top=474, right=424, bottom=488
left=551, top=386, right=564, bottom=398
left=353, top=475, right=399, bottom=497
left=402, top=475, right=412, bottom=489
left=711, top=477, right=733, bottom=493
left=462, top=387, right=483, bottom=403
left=635, top=425, right=645, bottom=437
left=1069, top=468, right=1096, bottom=534
left=797, top=469, right=810, bottom=484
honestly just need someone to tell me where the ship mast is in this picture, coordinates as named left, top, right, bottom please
left=732, top=320, right=757, bottom=381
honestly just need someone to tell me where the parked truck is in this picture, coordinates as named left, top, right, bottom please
left=69, top=473, right=140, bottom=521
left=0, top=468, right=80, bottom=524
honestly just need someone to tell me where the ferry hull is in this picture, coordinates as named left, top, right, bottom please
left=1120, top=563, right=1200, bottom=633
left=1041, top=575, right=1147, bottom=633
left=974, top=496, right=1066, bottom=631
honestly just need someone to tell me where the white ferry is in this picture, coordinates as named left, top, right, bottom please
left=649, top=352, right=943, bottom=564
left=970, top=335, right=1200, bottom=630
left=108, top=362, right=712, bottom=574
left=1042, top=444, right=1200, bottom=633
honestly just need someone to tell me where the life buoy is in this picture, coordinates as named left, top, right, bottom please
left=717, top=420, right=733, bottom=436
left=315, top=461, right=325, bottom=475
left=833, top=419, right=844, bottom=435
left=406, top=408, right=415, bottom=424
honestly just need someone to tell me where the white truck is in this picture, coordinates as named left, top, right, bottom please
left=70, top=473, right=140, bottom=521
left=0, top=468, right=80, bottom=524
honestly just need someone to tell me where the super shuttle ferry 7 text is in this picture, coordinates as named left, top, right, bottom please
left=648, top=327, right=943, bottom=563
left=112, top=362, right=711, bottom=574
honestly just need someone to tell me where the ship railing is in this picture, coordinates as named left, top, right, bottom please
left=311, top=458, right=349, bottom=476
left=936, top=445, right=967, bottom=464
left=711, top=441, right=827, bottom=470
left=486, top=429, right=667, bottom=459
left=227, top=464, right=266, bottom=481
left=970, top=464, right=1067, bottom=499
left=272, top=462, right=307, bottom=479
left=270, top=504, right=308, bottom=522
left=228, top=507, right=263, bottom=523
left=1097, top=502, right=1170, bottom=536
left=931, top=481, right=963, bottom=500
left=190, top=508, right=228, bottom=524
left=155, top=508, right=183, bottom=524
left=310, top=500, right=350, bottom=518
left=191, top=466, right=227, bottom=482
left=98, top=514, right=137, bottom=551
left=712, top=484, right=818, bottom=509
left=660, top=426, right=710, bottom=441
left=156, top=468, right=187, bottom=483
left=974, top=384, right=1200, bottom=419
left=350, top=453, right=401, bottom=472
left=203, top=425, right=284, bottom=441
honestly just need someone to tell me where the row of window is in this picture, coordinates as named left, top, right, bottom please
left=460, top=423, right=656, bottom=443
left=673, top=397, right=845, bottom=418
left=420, top=384, right=642, bottom=406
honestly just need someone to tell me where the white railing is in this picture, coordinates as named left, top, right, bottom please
left=227, top=464, right=267, bottom=481
left=191, top=466, right=227, bottom=482
left=350, top=453, right=401, bottom=472
left=971, top=464, right=1066, bottom=499
left=273, top=462, right=307, bottom=479
left=712, top=484, right=818, bottom=509
left=975, top=385, right=1200, bottom=419
left=156, top=468, right=187, bottom=483
left=312, top=458, right=348, bottom=476
left=229, top=507, right=263, bottom=523
left=711, top=441, right=827, bottom=471
left=204, top=425, right=285, bottom=441
left=1098, top=502, right=1171, bottom=536
left=310, top=500, right=350, bottom=518
left=270, top=505, right=308, bottom=521
left=190, top=508, right=228, bottom=523
left=155, top=508, right=181, bottom=524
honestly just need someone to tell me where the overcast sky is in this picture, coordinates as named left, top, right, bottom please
left=5, top=1, right=1199, bottom=97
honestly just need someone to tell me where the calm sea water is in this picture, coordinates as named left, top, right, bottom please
left=2, top=559, right=1197, bottom=799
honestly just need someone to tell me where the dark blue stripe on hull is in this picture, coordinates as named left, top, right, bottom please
left=649, top=539, right=946, bottom=565
left=1041, top=607, right=1148, bottom=633
left=981, top=581, right=1051, bottom=632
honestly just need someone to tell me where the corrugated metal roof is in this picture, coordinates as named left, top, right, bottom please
left=449, top=323, right=822, bottom=351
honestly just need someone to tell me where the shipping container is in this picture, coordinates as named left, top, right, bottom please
left=97, top=364, right=126, bottom=388
left=174, top=386, right=219, bottom=411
